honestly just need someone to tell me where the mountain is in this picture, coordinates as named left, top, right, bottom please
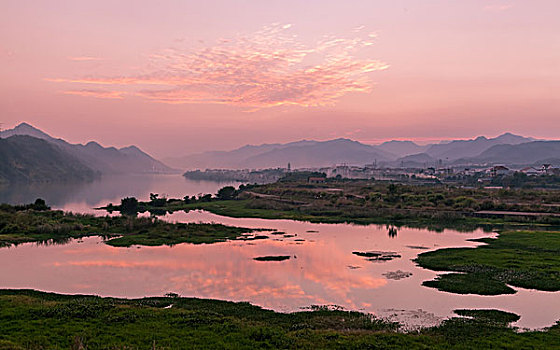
left=376, top=140, right=427, bottom=158
left=394, top=153, right=437, bottom=168
left=165, top=140, right=319, bottom=169
left=244, top=138, right=392, bottom=168
left=0, top=122, right=54, bottom=140
left=460, top=141, right=560, bottom=166
left=166, top=132, right=542, bottom=170
left=0, top=123, right=175, bottom=175
left=167, top=138, right=392, bottom=169
left=0, top=135, right=99, bottom=183
left=425, top=133, right=533, bottom=161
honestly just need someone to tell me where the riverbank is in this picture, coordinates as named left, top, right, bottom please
left=0, top=289, right=558, bottom=349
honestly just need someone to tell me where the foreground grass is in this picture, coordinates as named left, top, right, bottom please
left=415, top=230, right=560, bottom=295
left=0, top=290, right=559, bottom=349
left=0, top=204, right=261, bottom=247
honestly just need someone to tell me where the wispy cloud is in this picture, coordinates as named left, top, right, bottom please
left=51, top=24, right=388, bottom=109
left=63, top=89, right=126, bottom=99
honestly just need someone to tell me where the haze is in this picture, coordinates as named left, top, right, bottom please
left=1, top=0, right=559, bottom=158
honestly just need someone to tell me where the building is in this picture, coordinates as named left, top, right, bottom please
left=308, top=177, right=326, bottom=184
left=520, top=167, right=541, bottom=176
left=490, top=165, right=510, bottom=177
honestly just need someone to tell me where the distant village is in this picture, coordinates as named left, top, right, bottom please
left=184, top=162, right=560, bottom=188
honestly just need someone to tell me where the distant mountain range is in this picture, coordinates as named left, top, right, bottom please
left=0, top=123, right=176, bottom=183
left=166, top=138, right=394, bottom=169
left=166, top=132, right=556, bottom=169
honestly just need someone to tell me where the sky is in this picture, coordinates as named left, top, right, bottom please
left=1, top=0, right=559, bottom=158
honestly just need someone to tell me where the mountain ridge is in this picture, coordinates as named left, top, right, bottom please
left=0, top=123, right=177, bottom=179
left=165, top=132, right=542, bottom=170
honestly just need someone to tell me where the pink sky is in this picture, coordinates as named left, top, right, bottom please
left=1, top=0, right=559, bottom=157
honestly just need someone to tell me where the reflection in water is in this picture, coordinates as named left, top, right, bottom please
left=0, top=210, right=558, bottom=330
left=0, top=175, right=240, bottom=214
left=387, top=226, right=398, bottom=238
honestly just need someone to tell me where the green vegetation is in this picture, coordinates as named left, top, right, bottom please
left=453, top=309, right=520, bottom=325
left=352, top=251, right=401, bottom=262
left=0, top=290, right=558, bottom=349
left=0, top=201, right=261, bottom=247
left=104, top=223, right=263, bottom=247
left=105, top=180, right=560, bottom=231
left=253, top=255, right=291, bottom=261
left=416, top=230, right=560, bottom=295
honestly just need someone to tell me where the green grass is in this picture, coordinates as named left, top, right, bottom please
left=104, top=223, right=263, bottom=247
left=0, top=289, right=559, bottom=349
left=0, top=204, right=263, bottom=247
left=416, top=230, right=560, bottom=295
left=253, top=255, right=291, bottom=261
left=454, top=309, right=520, bottom=325
left=103, top=180, right=560, bottom=231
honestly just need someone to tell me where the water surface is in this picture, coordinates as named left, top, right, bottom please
left=0, top=174, right=239, bottom=213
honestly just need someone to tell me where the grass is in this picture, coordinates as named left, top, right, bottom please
left=104, top=223, right=263, bottom=247
left=0, top=289, right=559, bottom=349
left=453, top=309, right=520, bottom=325
left=253, top=255, right=291, bottom=261
left=102, top=180, right=560, bottom=232
left=0, top=204, right=263, bottom=247
left=415, top=230, right=560, bottom=295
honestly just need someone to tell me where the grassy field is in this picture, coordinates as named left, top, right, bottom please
left=0, top=289, right=558, bottom=349
left=106, top=180, right=560, bottom=231
left=0, top=203, right=262, bottom=247
left=415, top=230, right=560, bottom=295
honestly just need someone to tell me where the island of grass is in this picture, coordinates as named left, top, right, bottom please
left=415, top=230, right=560, bottom=295
left=0, top=289, right=559, bottom=349
left=253, top=255, right=291, bottom=261
left=0, top=201, right=266, bottom=247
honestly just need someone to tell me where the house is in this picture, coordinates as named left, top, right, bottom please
left=520, top=167, right=541, bottom=176
left=308, top=177, right=326, bottom=184
left=491, top=165, right=510, bottom=177
left=541, top=164, right=553, bottom=175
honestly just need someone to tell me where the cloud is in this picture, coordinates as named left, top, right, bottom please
left=50, top=24, right=388, bottom=109
left=63, top=89, right=126, bottom=99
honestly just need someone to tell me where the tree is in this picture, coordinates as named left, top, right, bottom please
left=32, top=198, right=49, bottom=211
left=120, top=197, right=139, bottom=215
left=198, top=194, right=213, bottom=202
left=149, top=193, right=167, bottom=207
left=217, top=186, right=237, bottom=200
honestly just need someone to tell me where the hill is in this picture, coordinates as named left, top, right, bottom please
left=0, top=123, right=176, bottom=175
left=0, top=135, right=99, bottom=183
left=460, top=141, right=560, bottom=166
left=425, top=133, right=533, bottom=160
left=376, top=140, right=426, bottom=158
